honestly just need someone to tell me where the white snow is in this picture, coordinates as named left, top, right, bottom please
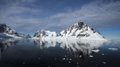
left=59, top=24, right=105, bottom=40
left=44, top=30, right=57, bottom=37
left=5, top=33, right=22, bottom=39
left=0, top=33, right=12, bottom=38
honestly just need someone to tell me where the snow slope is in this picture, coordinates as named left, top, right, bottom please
left=0, top=33, right=12, bottom=39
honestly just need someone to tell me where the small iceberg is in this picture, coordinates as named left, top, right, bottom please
left=92, top=49, right=100, bottom=53
left=108, top=48, right=118, bottom=51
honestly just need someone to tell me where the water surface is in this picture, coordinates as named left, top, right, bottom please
left=0, top=39, right=120, bottom=67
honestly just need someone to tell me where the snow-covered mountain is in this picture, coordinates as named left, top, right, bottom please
left=60, top=20, right=105, bottom=40
left=0, top=23, right=31, bottom=38
left=34, top=29, right=57, bottom=38
left=0, top=23, right=19, bottom=38
left=34, top=20, right=106, bottom=40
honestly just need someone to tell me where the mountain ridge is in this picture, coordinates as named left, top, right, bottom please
left=0, top=20, right=106, bottom=40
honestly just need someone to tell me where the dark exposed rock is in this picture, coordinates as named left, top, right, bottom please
left=78, top=21, right=84, bottom=27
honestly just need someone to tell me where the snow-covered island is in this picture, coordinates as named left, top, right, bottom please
left=33, top=20, right=107, bottom=41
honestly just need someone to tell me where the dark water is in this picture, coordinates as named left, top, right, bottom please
left=0, top=39, right=120, bottom=67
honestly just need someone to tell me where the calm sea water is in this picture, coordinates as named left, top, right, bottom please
left=0, top=38, right=120, bottom=67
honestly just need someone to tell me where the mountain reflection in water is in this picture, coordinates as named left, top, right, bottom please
left=0, top=39, right=18, bottom=52
left=34, top=39, right=105, bottom=59
left=1, top=39, right=120, bottom=67
left=0, top=39, right=105, bottom=60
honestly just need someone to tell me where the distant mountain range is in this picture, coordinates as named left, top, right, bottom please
left=0, top=20, right=106, bottom=40
left=34, top=21, right=106, bottom=40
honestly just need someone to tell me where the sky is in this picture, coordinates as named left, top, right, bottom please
left=0, top=0, right=120, bottom=39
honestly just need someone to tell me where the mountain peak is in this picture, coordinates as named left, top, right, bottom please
left=0, top=23, right=7, bottom=33
left=74, top=20, right=84, bottom=28
left=0, top=23, right=7, bottom=27
left=78, top=20, right=84, bottom=26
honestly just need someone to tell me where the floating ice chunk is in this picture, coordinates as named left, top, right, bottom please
left=92, top=49, right=100, bottom=53
left=79, top=55, right=82, bottom=58
left=108, top=48, right=118, bottom=51
left=89, top=55, right=93, bottom=57
left=69, top=58, right=72, bottom=60
left=76, top=62, right=79, bottom=64
left=102, top=53, right=104, bottom=55
left=62, top=58, right=65, bottom=60
left=102, top=62, right=106, bottom=64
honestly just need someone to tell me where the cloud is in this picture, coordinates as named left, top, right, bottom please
left=0, top=0, right=120, bottom=34
left=0, top=0, right=42, bottom=31
left=49, top=0, right=120, bottom=29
